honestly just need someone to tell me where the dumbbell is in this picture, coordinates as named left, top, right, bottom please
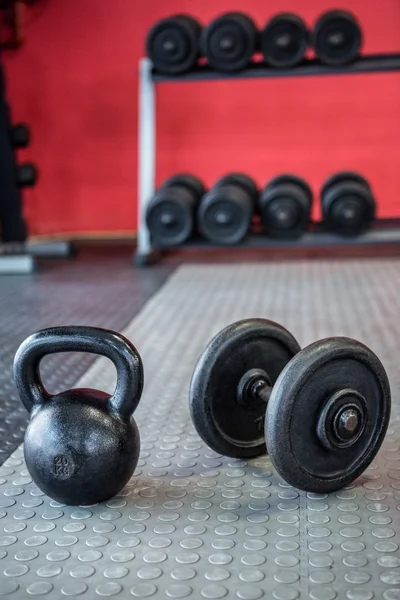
left=14, top=326, right=144, bottom=505
left=146, top=15, right=202, bottom=75
left=261, top=13, right=309, bottom=68
left=10, top=123, right=31, bottom=148
left=201, top=12, right=258, bottom=73
left=321, top=172, right=376, bottom=236
left=190, top=318, right=390, bottom=493
left=197, top=173, right=257, bottom=245
left=146, top=174, right=205, bottom=246
left=259, top=174, right=312, bottom=239
left=16, top=162, right=38, bottom=188
left=312, top=10, right=362, bottom=66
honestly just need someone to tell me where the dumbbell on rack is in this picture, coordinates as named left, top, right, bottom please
left=197, top=173, right=258, bottom=244
left=146, top=15, right=202, bottom=74
left=16, top=162, right=38, bottom=188
left=261, top=12, right=309, bottom=68
left=10, top=123, right=30, bottom=148
left=321, top=172, right=375, bottom=236
left=201, top=12, right=258, bottom=73
left=146, top=174, right=205, bottom=246
left=312, top=10, right=362, bottom=66
left=259, top=174, right=312, bottom=239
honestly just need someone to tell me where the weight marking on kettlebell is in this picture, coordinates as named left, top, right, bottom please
left=53, top=455, right=74, bottom=480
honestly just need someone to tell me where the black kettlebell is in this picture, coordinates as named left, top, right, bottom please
left=14, top=326, right=144, bottom=505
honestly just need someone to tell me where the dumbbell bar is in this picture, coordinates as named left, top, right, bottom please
left=146, top=10, right=362, bottom=74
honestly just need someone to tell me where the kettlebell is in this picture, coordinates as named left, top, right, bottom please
left=14, top=326, right=144, bottom=505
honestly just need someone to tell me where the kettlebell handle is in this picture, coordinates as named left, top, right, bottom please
left=13, top=326, right=144, bottom=420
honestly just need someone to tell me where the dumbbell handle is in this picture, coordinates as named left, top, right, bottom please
left=251, top=379, right=272, bottom=405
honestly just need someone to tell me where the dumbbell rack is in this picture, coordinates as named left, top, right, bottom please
left=135, top=54, right=400, bottom=266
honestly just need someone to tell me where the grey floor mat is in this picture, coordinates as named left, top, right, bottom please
left=1, top=260, right=400, bottom=599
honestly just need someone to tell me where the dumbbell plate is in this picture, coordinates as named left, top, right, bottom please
left=162, top=173, right=206, bottom=199
left=214, top=172, right=258, bottom=204
left=266, top=337, right=390, bottom=493
left=189, top=318, right=300, bottom=458
left=146, top=15, right=200, bottom=75
left=267, top=174, right=313, bottom=205
left=313, top=10, right=362, bottom=66
left=262, top=13, right=308, bottom=68
left=321, top=171, right=370, bottom=199
left=201, top=12, right=257, bottom=72
left=146, top=196, right=192, bottom=246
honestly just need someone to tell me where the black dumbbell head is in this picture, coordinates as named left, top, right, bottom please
left=146, top=14, right=201, bottom=74
left=266, top=337, right=390, bottom=492
left=261, top=12, right=309, bottom=68
left=321, top=171, right=370, bottom=199
left=10, top=123, right=31, bottom=148
left=16, top=163, right=38, bottom=188
left=161, top=173, right=206, bottom=200
left=201, top=12, right=258, bottom=72
left=321, top=172, right=375, bottom=236
left=146, top=184, right=198, bottom=246
left=260, top=174, right=312, bottom=239
left=214, top=172, right=259, bottom=204
left=189, top=318, right=301, bottom=459
left=312, top=9, right=362, bottom=66
left=266, top=174, right=312, bottom=204
left=197, top=182, right=253, bottom=245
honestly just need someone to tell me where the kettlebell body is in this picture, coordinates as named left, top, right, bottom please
left=14, top=326, right=144, bottom=506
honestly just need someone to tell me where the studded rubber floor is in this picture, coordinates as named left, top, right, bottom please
left=1, top=260, right=400, bottom=599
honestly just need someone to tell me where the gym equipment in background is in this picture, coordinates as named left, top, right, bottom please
left=146, top=174, right=205, bottom=246
left=190, top=318, right=390, bottom=493
left=146, top=15, right=202, bottom=75
left=0, top=65, right=27, bottom=245
left=312, top=10, right=362, bottom=66
left=10, top=122, right=30, bottom=148
left=14, top=326, right=144, bottom=505
left=201, top=12, right=258, bottom=73
left=259, top=174, right=312, bottom=239
left=197, top=172, right=257, bottom=244
left=321, top=171, right=376, bottom=236
left=261, top=13, right=309, bottom=68
left=15, top=161, right=38, bottom=187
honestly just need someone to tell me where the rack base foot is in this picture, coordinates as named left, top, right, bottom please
left=28, top=241, right=75, bottom=258
left=134, top=250, right=161, bottom=267
left=0, top=253, right=36, bottom=274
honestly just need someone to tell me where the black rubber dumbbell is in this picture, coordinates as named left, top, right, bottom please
left=190, top=318, right=390, bottom=493
left=197, top=173, right=257, bottom=245
left=321, top=171, right=375, bottom=236
left=312, top=10, right=362, bottom=66
left=10, top=123, right=31, bottom=148
left=146, top=174, right=205, bottom=246
left=201, top=12, right=258, bottom=73
left=16, top=162, right=38, bottom=188
left=146, top=15, right=202, bottom=75
left=14, top=326, right=144, bottom=505
left=259, top=174, right=312, bottom=239
left=261, top=13, right=309, bottom=68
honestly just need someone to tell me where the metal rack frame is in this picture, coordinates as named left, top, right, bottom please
left=135, top=54, right=400, bottom=266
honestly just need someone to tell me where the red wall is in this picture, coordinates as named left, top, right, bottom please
left=3, top=0, right=400, bottom=237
